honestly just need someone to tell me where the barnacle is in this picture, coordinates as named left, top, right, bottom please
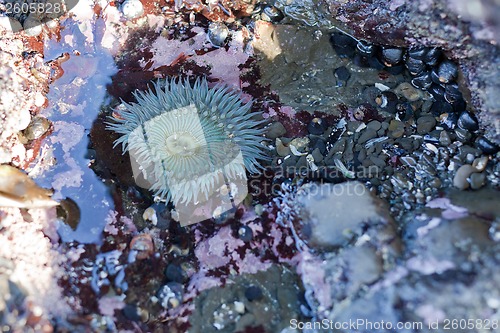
left=106, top=77, right=268, bottom=206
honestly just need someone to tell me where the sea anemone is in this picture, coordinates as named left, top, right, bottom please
left=106, top=77, right=268, bottom=206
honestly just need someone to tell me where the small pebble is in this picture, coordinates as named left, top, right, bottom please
left=295, top=155, right=308, bottom=169
left=334, top=66, right=351, bottom=87
left=290, top=137, right=310, bottom=152
left=245, top=285, right=263, bottom=302
left=472, top=156, right=488, bottom=172
left=369, top=155, right=386, bottom=168
left=396, top=82, right=423, bottom=102
left=23, top=15, right=43, bottom=37
left=0, top=17, right=22, bottom=33
left=367, top=120, right=382, bottom=131
left=165, top=264, right=186, bottom=283
left=347, top=121, right=362, bottom=133
left=121, top=0, right=144, bottom=19
left=281, top=155, right=298, bottom=169
left=429, top=177, right=442, bottom=188
left=276, top=138, right=291, bottom=157
left=453, top=164, right=476, bottom=190
left=311, top=147, right=323, bottom=162
left=357, top=129, right=377, bottom=144
left=311, top=137, right=326, bottom=154
left=439, top=130, right=451, bottom=146
left=266, top=122, right=286, bottom=139
left=417, top=115, right=436, bottom=135
left=469, top=172, right=486, bottom=190
left=307, top=118, right=326, bottom=135
left=208, top=22, right=229, bottom=48
left=238, top=225, right=253, bottom=242
left=388, top=120, right=405, bottom=138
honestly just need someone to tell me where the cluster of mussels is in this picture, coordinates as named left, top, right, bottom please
left=269, top=31, right=499, bottom=218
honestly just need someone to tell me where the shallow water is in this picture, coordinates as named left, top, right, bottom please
left=37, top=18, right=117, bottom=243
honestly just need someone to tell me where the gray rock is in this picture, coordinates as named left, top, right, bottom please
left=439, top=130, right=451, bottom=146
left=367, top=120, right=382, bottom=131
left=358, top=129, right=377, bottom=144
left=266, top=122, right=287, bottom=139
left=295, top=181, right=396, bottom=248
left=417, top=115, right=437, bottom=135
left=453, top=164, right=476, bottom=190
left=469, top=172, right=486, bottom=190
left=188, top=265, right=301, bottom=333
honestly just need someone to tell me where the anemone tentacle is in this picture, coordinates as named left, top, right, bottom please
left=106, top=77, right=268, bottom=205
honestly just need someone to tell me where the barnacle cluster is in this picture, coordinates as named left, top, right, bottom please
left=107, top=77, right=268, bottom=207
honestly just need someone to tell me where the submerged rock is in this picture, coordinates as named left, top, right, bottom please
left=188, top=265, right=302, bottom=333
left=295, top=181, right=397, bottom=248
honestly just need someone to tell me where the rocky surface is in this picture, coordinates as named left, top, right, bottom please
left=275, top=0, right=500, bottom=142
left=295, top=182, right=397, bottom=249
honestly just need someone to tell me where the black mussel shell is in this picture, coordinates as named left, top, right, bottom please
left=429, top=84, right=446, bottom=102
left=376, top=91, right=399, bottom=113
left=444, top=82, right=462, bottom=104
left=396, top=103, right=414, bottom=121
left=430, top=100, right=453, bottom=116
left=423, top=48, right=441, bottom=66
left=381, top=47, right=404, bottom=66
left=357, top=40, right=375, bottom=55
left=476, top=137, right=499, bottom=155
left=408, top=47, right=427, bottom=60
left=457, top=111, right=479, bottom=132
left=436, top=60, right=458, bottom=84
left=330, top=33, right=357, bottom=58
left=441, top=111, right=459, bottom=130
left=307, top=117, right=327, bottom=135
left=386, top=63, right=405, bottom=75
left=334, top=66, right=351, bottom=86
left=261, top=5, right=284, bottom=23
left=411, top=71, right=432, bottom=90
left=406, top=57, right=426, bottom=76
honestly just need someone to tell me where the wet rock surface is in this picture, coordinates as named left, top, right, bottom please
left=275, top=0, right=500, bottom=142
left=188, top=265, right=304, bottom=333
left=295, top=182, right=397, bottom=249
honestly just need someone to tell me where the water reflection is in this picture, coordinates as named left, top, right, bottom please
left=38, top=17, right=117, bottom=243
